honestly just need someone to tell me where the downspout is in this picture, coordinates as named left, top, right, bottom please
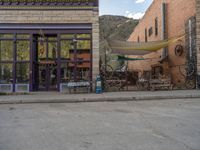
left=161, top=1, right=167, bottom=58
left=196, top=0, right=200, bottom=89
left=189, top=19, right=192, bottom=60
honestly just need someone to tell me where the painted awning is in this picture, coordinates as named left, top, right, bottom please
left=109, top=35, right=185, bottom=55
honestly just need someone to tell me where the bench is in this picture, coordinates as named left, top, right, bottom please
left=66, top=81, right=91, bottom=94
left=150, top=78, right=173, bottom=91
left=104, top=79, right=126, bottom=91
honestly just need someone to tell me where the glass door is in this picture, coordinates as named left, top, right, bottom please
left=38, top=63, right=57, bottom=91
left=37, top=35, right=58, bottom=91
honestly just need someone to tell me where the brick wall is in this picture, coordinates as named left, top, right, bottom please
left=128, top=0, right=196, bottom=86
left=196, top=0, right=200, bottom=88
left=0, top=9, right=100, bottom=82
left=128, top=0, right=162, bottom=42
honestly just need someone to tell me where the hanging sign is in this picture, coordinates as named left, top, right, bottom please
left=0, top=0, right=98, bottom=9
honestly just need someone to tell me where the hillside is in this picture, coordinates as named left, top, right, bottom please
left=99, top=15, right=138, bottom=70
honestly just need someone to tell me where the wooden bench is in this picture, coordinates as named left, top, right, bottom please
left=104, top=79, right=126, bottom=91
left=150, top=77, right=173, bottom=91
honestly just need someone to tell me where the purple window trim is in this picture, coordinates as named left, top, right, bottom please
left=0, top=23, right=92, bottom=30
left=0, top=27, right=93, bottom=92
left=13, top=34, right=16, bottom=92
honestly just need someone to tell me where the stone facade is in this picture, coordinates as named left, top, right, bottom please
left=0, top=9, right=99, bottom=83
left=128, top=0, right=196, bottom=87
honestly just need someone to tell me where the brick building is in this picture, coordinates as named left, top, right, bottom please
left=0, top=0, right=99, bottom=93
left=196, top=0, right=200, bottom=88
left=128, top=0, right=197, bottom=88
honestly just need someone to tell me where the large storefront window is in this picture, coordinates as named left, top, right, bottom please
left=77, top=40, right=91, bottom=49
left=60, top=62, right=91, bottom=82
left=48, top=42, right=57, bottom=59
left=60, top=63, right=74, bottom=83
left=0, top=40, right=13, bottom=61
left=76, top=40, right=91, bottom=61
left=77, top=66, right=91, bottom=81
left=77, top=34, right=91, bottom=39
left=38, top=42, right=47, bottom=59
left=16, top=35, right=30, bottom=85
left=17, top=41, right=30, bottom=61
left=0, top=30, right=92, bottom=92
left=16, top=63, right=29, bottom=84
left=61, top=40, right=73, bottom=60
left=0, top=34, right=13, bottom=39
left=61, top=34, right=75, bottom=39
left=0, top=63, right=13, bottom=84
left=16, top=34, right=30, bottom=39
left=60, top=33, right=92, bottom=93
left=0, top=33, right=31, bottom=92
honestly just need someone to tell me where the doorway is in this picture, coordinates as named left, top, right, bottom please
left=34, top=34, right=58, bottom=91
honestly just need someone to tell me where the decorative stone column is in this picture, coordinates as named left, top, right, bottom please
left=91, top=10, right=100, bottom=91
left=196, top=0, right=200, bottom=88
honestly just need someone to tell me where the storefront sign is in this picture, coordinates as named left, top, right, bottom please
left=0, top=0, right=98, bottom=9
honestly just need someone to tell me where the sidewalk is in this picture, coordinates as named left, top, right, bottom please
left=0, top=90, right=200, bottom=104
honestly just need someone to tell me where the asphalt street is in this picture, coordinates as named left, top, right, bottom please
left=0, top=99, right=200, bottom=150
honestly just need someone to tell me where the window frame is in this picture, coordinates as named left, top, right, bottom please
left=145, top=28, right=148, bottom=42
left=155, top=17, right=158, bottom=36
left=148, top=27, right=153, bottom=37
left=0, top=30, right=93, bottom=92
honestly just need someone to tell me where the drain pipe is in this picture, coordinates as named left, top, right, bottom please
left=189, top=19, right=192, bottom=60
left=161, top=1, right=167, bottom=58
left=196, top=0, right=200, bottom=89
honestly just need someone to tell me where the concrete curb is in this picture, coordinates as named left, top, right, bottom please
left=0, top=94, right=199, bottom=104
left=134, top=95, right=200, bottom=100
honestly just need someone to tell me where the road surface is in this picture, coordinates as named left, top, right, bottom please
left=0, top=99, right=200, bottom=150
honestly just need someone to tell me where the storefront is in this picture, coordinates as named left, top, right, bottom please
left=0, top=0, right=99, bottom=92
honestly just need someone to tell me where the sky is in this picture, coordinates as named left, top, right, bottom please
left=99, top=0, right=153, bottom=19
